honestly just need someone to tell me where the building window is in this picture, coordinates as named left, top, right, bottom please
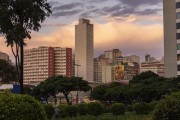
left=178, top=65, right=180, bottom=71
left=177, top=23, right=180, bottom=29
left=178, top=44, right=180, bottom=50
left=178, top=54, right=180, bottom=61
left=177, top=2, right=180, bottom=9
left=177, top=33, right=180, bottom=39
left=177, top=12, right=180, bottom=19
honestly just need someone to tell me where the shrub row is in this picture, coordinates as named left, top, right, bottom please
left=58, top=102, right=103, bottom=117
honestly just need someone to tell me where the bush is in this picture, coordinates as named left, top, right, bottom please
left=65, top=105, right=78, bottom=117
left=111, top=103, right=125, bottom=115
left=0, top=93, right=47, bottom=120
left=87, top=102, right=103, bottom=116
left=78, top=104, right=88, bottom=115
left=153, top=92, right=180, bottom=120
left=150, top=101, right=158, bottom=111
left=101, top=104, right=111, bottom=113
left=133, top=102, right=151, bottom=115
left=43, top=104, right=54, bottom=119
left=126, top=105, right=133, bottom=112
left=58, top=104, right=68, bottom=118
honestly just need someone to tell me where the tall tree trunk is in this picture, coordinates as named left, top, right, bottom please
left=64, top=93, right=70, bottom=105
left=20, top=41, right=24, bottom=94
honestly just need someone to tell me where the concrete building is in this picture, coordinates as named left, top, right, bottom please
left=94, top=55, right=110, bottom=83
left=163, top=0, right=179, bottom=77
left=104, top=49, right=122, bottom=63
left=102, top=63, right=139, bottom=83
left=75, top=18, right=94, bottom=82
left=123, top=55, right=140, bottom=64
left=24, top=46, right=72, bottom=84
left=140, top=59, right=164, bottom=77
left=0, top=51, right=10, bottom=61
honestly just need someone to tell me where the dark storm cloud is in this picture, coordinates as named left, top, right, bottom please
left=52, top=2, right=82, bottom=11
left=102, top=4, right=122, bottom=13
left=101, top=0, right=162, bottom=17
left=87, top=0, right=109, bottom=3
left=117, top=0, right=162, bottom=7
left=52, top=9, right=81, bottom=17
left=136, top=8, right=162, bottom=16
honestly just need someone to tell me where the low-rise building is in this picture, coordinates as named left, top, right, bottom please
left=102, top=63, right=139, bottom=83
left=140, top=59, right=164, bottom=77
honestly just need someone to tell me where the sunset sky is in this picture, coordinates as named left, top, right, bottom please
left=0, top=0, right=163, bottom=62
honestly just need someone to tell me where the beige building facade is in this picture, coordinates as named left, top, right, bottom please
left=75, top=19, right=94, bottom=82
left=140, top=59, right=164, bottom=77
left=104, top=49, right=122, bottom=63
left=123, top=55, right=140, bottom=64
left=163, top=0, right=178, bottom=77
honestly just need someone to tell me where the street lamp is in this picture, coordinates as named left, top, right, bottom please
left=75, top=61, right=81, bottom=104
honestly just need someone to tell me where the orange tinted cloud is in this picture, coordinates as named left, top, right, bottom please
left=0, top=19, right=163, bottom=62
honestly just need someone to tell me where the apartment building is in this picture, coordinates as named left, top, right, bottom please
left=24, top=46, right=72, bottom=84
left=163, top=0, right=180, bottom=77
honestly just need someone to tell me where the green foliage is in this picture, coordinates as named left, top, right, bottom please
left=87, top=102, right=103, bottom=116
left=0, top=0, right=52, bottom=46
left=43, top=104, right=54, bottom=119
left=58, top=104, right=68, bottom=118
left=133, top=102, right=151, bottom=115
left=52, top=113, right=152, bottom=120
left=32, top=76, right=91, bottom=105
left=0, top=93, right=47, bottom=120
left=0, top=59, right=17, bottom=84
left=149, top=101, right=159, bottom=111
left=153, top=92, right=180, bottom=120
left=101, top=104, right=111, bottom=113
left=126, top=105, right=133, bottom=112
left=111, top=103, right=125, bottom=115
left=65, top=105, right=78, bottom=117
left=130, top=71, right=159, bottom=83
left=78, top=104, right=88, bottom=116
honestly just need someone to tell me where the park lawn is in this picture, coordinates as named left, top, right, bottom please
left=51, top=112, right=152, bottom=120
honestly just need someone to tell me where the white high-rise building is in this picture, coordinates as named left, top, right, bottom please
left=163, top=0, right=180, bottom=77
left=75, top=18, right=94, bottom=82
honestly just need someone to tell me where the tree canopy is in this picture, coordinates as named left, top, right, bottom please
left=0, top=59, right=17, bottom=84
left=91, top=76, right=180, bottom=104
left=130, top=71, right=159, bottom=83
left=32, top=76, right=91, bottom=105
left=0, top=0, right=52, bottom=93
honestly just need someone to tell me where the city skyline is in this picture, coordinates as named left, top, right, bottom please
left=0, top=0, right=163, bottom=61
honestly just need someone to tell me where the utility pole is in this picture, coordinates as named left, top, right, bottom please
left=75, top=61, right=81, bottom=104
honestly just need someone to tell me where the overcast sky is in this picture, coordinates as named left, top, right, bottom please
left=0, top=0, right=163, bottom=62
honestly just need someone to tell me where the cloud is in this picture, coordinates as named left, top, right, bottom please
left=52, top=2, right=83, bottom=11
left=52, top=9, right=81, bottom=17
left=118, top=0, right=162, bottom=7
left=0, top=19, right=163, bottom=62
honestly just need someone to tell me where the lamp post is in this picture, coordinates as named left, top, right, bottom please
left=75, top=61, right=81, bottom=104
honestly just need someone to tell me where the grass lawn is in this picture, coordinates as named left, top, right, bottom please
left=51, top=112, right=152, bottom=120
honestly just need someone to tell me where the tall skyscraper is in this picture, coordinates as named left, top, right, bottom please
left=24, top=46, right=72, bottom=84
left=75, top=18, right=94, bottom=82
left=163, top=0, right=178, bottom=77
